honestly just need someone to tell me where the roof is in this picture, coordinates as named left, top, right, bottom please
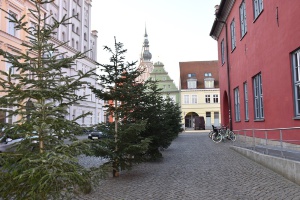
left=179, top=61, right=219, bottom=89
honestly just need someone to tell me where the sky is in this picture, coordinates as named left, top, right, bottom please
left=91, top=0, right=221, bottom=87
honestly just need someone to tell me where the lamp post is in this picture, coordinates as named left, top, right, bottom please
left=25, top=99, right=34, bottom=121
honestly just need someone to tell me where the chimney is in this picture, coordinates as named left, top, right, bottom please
left=214, top=5, right=220, bottom=15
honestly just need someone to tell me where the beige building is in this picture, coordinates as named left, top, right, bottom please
left=0, top=0, right=104, bottom=126
left=179, top=61, right=221, bottom=130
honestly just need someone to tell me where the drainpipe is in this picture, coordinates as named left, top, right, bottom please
left=216, top=19, right=233, bottom=131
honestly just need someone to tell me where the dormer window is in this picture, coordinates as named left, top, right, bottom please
left=188, top=73, right=196, bottom=78
left=187, top=79, right=197, bottom=89
left=204, top=77, right=215, bottom=88
left=205, top=72, right=212, bottom=77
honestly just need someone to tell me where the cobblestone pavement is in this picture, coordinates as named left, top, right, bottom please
left=81, top=132, right=300, bottom=200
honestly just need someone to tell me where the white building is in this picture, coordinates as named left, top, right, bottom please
left=43, top=0, right=104, bottom=127
left=0, top=0, right=104, bottom=127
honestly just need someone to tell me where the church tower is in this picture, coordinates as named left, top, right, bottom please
left=137, top=27, right=154, bottom=82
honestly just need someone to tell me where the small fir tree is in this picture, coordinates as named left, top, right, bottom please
left=0, top=1, right=105, bottom=199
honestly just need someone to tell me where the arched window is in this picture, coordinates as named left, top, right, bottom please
left=76, top=41, right=79, bottom=49
left=84, top=33, right=87, bottom=41
left=72, top=24, right=75, bottom=32
left=71, top=38, right=74, bottom=48
left=76, top=27, right=79, bottom=34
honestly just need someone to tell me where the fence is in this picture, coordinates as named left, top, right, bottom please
left=232, top=127, right=300, bottom=160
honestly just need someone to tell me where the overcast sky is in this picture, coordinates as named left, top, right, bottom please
left=91, top=0, right=221, bottom=87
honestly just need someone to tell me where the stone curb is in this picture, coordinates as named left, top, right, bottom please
left=231, top=146, right=300, bottom=186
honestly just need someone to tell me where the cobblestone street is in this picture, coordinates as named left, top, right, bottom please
left=81, top=132, right=300, bottom=200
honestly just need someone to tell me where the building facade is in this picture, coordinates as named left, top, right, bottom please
left=0, top=0, right=104, bottom=127
left=149, top=61, right=180, bottom=103
left=210, top=0, right=300, bottom=132
left=179, top=61, right=220, bottom=130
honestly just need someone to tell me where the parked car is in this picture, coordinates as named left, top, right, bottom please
left=0, top=135, right=38, bottom=153
left=87, top=130, right=105, bottom=140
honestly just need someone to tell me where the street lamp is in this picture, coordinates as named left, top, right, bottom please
left=26, top=99, right=34, bottom=121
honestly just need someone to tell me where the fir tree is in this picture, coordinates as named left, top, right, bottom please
left=90, top=37, right=151, bottom=177
left=0, top=1, right=105, bottom=199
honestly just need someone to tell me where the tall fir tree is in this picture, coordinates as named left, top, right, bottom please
left=90, top=37, right=151, bottom=177
left=0, top=1, right=105, bottom=199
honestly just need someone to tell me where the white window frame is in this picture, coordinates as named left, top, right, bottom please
left=187, top=79, right=197, bottom=89
left=230, top=19, right=236, bottom=50
left=253, top=73, right=264, bottom=120
left=213, top=94, right=219, bottom=103
left=205, top=94, right=211, bottom=103
left=292, top=49, right=300, bottom=116
left=221, top=39, right=225, bottom=64
left=239, top=1, right=247, bottom=38
left=253, top=0, right=263, bottom=19
left=243, top=82, right=249, bottom=120
left=191, top=95, right=197, bottom=104
left=234, top=87, right=241, bottom=121
left=184, top=95, right=189, bottom=104
left=8, top=11, right=17, bottom=36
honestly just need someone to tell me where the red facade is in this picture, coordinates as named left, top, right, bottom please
left=210, top=0, right=300, bottom=131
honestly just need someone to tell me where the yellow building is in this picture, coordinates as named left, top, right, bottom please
left=179, top=61, right=221, bottom=130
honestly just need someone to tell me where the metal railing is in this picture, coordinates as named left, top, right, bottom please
left=232, top=127, right=300, bottom=160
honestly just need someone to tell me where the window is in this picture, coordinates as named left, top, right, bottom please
left=62, top=32, right=65, bottom=41
left=72, top=24, right=75, bottom=32
left=234, top=87, right=241, bottom=121
left=239, top=1, right=247, bottom=38
left=6, top=61, right=14, bottom=75
left=187, top=80, right=197, bottom=89
left=192, top=95, right=197, bottom=104
left=243, top=82, right=249, bottom=120
left=84, top=33, right=87, bottom=41
left=188, top=73, right=196, bottom=78
left=213, top=94, right=219, bottom=103
left=205, top=95, right=210, bottom=103
left=221, top=39, right=225, bottom=64
left=253, top=73, right=264, bottom=119
left=204, top=78, right=214, bottom=89
left=253, top=0, right=263, bottom=19
left=76, top=27, right=79, bottom=34
left=184, top=95, right=189, bottom=104
left=230, top=19, right=236, bottom=50
left=76, top=41, right=79, bottom=49
left=8, top=11, right=17, bottom=36
left=63, top=0, right=66, bottom=8
left=205, top=73, right=212, bottom=77
left=71, top=38, right=74, bottom=48
left=82, top=111, right=85, bottom=124
left=292, top=49, right=300, bottom=116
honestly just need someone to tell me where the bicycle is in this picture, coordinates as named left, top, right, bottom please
left=211, top=125, right=236, bottom=143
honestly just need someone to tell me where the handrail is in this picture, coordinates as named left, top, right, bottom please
left=232, top=127, right=300, bottom=160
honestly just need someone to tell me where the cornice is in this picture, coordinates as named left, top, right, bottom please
left=5, top=0, right=23, bottom=12
left=210, top=0, right=236, bottom=40
left=181, top=88, right=220, bottom=92
left=50, top=36, right=98, bottom=65
left=0, top=30, right=23, bottom=45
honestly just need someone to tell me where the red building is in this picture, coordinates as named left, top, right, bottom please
left=210, top=0, right=300, bottom=135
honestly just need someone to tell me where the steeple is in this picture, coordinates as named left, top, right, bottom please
left=142, top=26, right=152, bottom=61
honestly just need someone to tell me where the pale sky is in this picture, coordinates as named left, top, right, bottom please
left=91, top=0, right=221, bottom=87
